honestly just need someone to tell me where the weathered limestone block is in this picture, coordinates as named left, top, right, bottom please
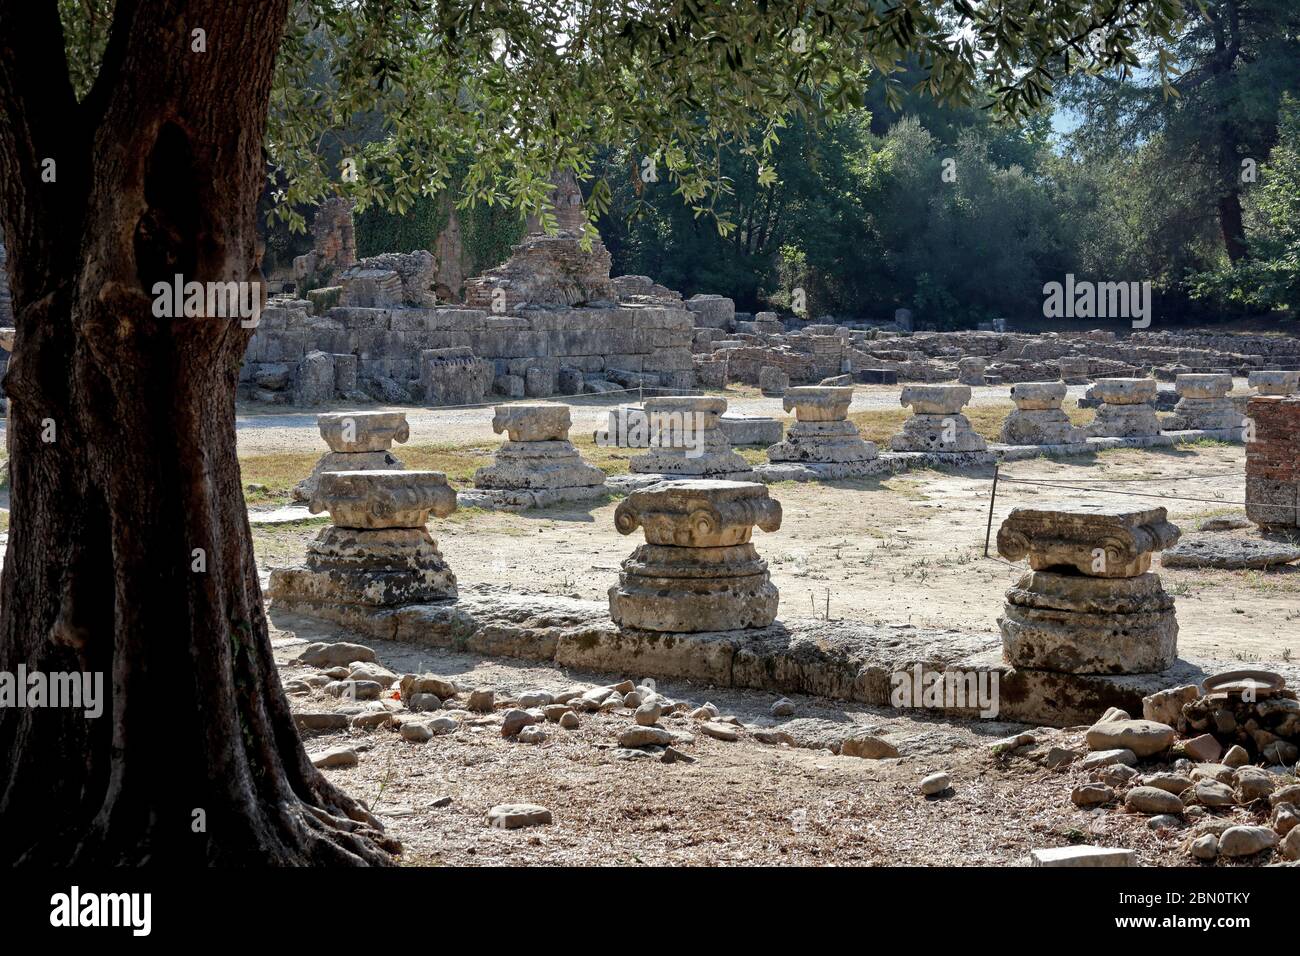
left=957, top=356, right=987, bottom=386
left=1087, top=377, right=1161, bottom=437
left=420, top=347, right=494, bottom=406
left=270, top=470, right=458, bottom=608
left=889, top=386, right=987, bottom=452
left=767, top=387, right=878, bottom=467
left=470, top=405, right=605, bottom=507
left=293, top=411, right=409, bottom=502
left=1249, top=370, right=1299, bottom=396
left=1001, top=571, right=1178, bottom=673
left=294, top=350, right=336, bottom=405
left=629, top=396, right=753, bottom=479
left=685, top=294, right=735, bottom=329
left=1058, top=355, right=1090, bottom=384
left=996, top=504, right=1181, bottom=675
left=609, top=480, right=781, bottom=632
left=1246, top=396, right=1300, bottom=530
left=759, top=365, right=789, bottom=396
left=1000, top=381, right=1085, bottom=446
left=340, top=250, right=438, bottom=309
left=1166, top=373, right=1240, bottom=431
left=997, top=503, right=1180, bottom=578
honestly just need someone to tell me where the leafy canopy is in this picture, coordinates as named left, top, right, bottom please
left=60, top=1, right=1186, bottom=236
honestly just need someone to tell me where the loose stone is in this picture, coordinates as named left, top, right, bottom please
left=310, top=746, right=358, bottom=769
left=1071, top=784, right=1114, bottom=807
left=920, top=772, right=951, bottom=796
left=1217, top=826, right=1277, bottom=857
left=1125, top=786, right=1184, bottom=815
left=840, top=734, right=900, bottom=759
left=486, top=804, right=552, bottom=829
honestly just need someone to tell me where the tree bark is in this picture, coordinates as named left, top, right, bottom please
left=0, top=0, right=395, bottom=865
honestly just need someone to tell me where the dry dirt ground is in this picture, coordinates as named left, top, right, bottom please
left=252, top=382, right=1297, bottom=866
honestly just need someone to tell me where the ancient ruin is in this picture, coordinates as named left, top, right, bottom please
left=1085, top=378, right=1161, bottom=438
left=1164, top=373, right=1241, bottom=433
left=1249, top=370, right=1299, bottom=396
left=762, top=386, right=884, bottom=479
left=997, top=504, right=1181, bottom=674
left=608, top=480, right=782, bottom=632
left=999, top=381, right=1086, bottom=447
left=626, top=396, right=754, bottom=482
left=270, top=470, right=458, bottom=615
left=461, top=404, right=606, bottom=510
left=889, top=385, right=989, bottom=458
left=1245, top=394, right=1300, bottom=531
left=293, top=411, right=409, bottom=502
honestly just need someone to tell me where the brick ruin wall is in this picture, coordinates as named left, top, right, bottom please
left=1245, top=396, right=1300, bottom=530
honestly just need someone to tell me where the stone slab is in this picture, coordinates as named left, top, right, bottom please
left=1029, top=846, right=1136, bottom=867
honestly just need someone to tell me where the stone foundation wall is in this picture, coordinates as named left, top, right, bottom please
left=242, top=300, right=696, bottom=405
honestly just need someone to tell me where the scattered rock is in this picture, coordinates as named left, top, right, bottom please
left=428, top=716, right=458, bottom=735
left=689, top=702, right=720, bottom=720
left=406, top=692, right=442, bottom=712
left=1272, top=803, right=1298, bottom=836
left=1143, top=684, right=1200, bottom=727
left=294, top=712, right=350, bottom=732
left=1093, top=764, right=1140, bottom=788
left=518, top=725, right=547, bottom=744
left=325, top=679, right=383, bottom=701
left=399, top=722, right=433, bottom=743
left=1045, top=746, right=1081, bottom=769
left=559, top=711, right=580, bottom=730
left=1072, top=783, right=1115, bottom=807
left=1270, top=785, right=1300, bottom=807
left=662, top=746, right=696, bottom=764
left=542, top=704, right=571, bottom=722
left=619, top=727, right=675, bottom=748
left=635, top=702, right=663, bottom=726
left=1199, top=516, right=1251, bottom=532
left=501, top=708, right=537, bottom=737
left=700, top=722, right=740, bottom=742
left=1080, top=749, right=1137, bottom=770
left=1193, top=780, right=1236, bottom=807
left=1125, top=786, right=1184, bottom=815
left=1086, top=719, right=1177, bottom=758
left=754, top=729, right=796, bottom=746
left=771, top=697, right=796, bottom=718
left=518, top=690, right=553, bottom=708
left=1233, top=767, right=1276, bottom=803
left=466, top=689, right=495, bottom=712
left=1182, top=734, right=1222, bottom=763
left=400, top=674, right=458, bottom=701
left=486, top=804, right=552, bottom=829
left=840, top=734, right=900, bottom=759
left=1148, top=814, right=1184, bottom=831
left=622, top=691, right=643, bottom=708
left=919, top=771, right=951, bottom=796
left=299, top=642, right=376, bottom=668
left=612, top=748, right=656, bottom=760
left=309, top=746, right=358, bottom=768
left=1223, top=745, right=1250, bottom=767
left=1282, top=827, right=1300, bottom=861
left=1191, top=764, right=1235, bottom=784
left=351, top=711, right=396, bottom=730
left=1189, top=834, right=1219, bottom=860
left=1141, top=773, right=1193, bottom=795
left=989, top=732, right=1036, bottom=753
left=1217, top=825, right=1277, bottom=858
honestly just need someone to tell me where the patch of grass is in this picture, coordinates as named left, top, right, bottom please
left=1175, top=438, right=1233, bottom=450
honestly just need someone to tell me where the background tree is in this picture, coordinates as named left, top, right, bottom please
left=0, top=0, right=1184, bottom=865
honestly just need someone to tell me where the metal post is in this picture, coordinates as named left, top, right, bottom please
left=983, top=464, right=1001, bottom=558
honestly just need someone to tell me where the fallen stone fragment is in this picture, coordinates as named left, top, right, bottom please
left=771, top=698, right=796, bottom=718
left=351, top=711, right=396, bottom=730
left=518, top=725, right=547, bottom=744
left=661, top=746, right=695, bottom=764
left=700, top=722, right=740, bottom=742
left=400, top=722, right=433, bottom=743
left=1191, top=763, right=1235, bottom=784
left=1189, top=834, right=1219, bottom=861
left=1148, top=814, right=1183, bottom=831
left=294, top=712, right=351, bottom=732
left=1162, top=537, right=1300, bottom=570
left=310, top=746, right=358, bottom=768
left=622, top=691, right=643, bottom=708
left=1045, top=746, right=1081, bottom=769
left=1217, top=825, right=1277, bottom=857
left=612, top=748, right=656, bottom=760
left=1141, top=773, right=1192, bottom=795
left=428, top=716, right=458, bottom=735
left=299, top=641, right=377, bottom=668
left=406, top=692, right=441, bottom=712
left=1271, top=785, right=1300, bottom=807
left=920, top=772, right=951, bottom=796
left=466, top=689, right=495, bottom=712
left=400, top=674, right=458, bottom=702
left=487, top=804, right=552, bottom=829
left=559, top=711, right=580, bottom=730
left=841, top=734, right=900, bottom=759
left=1086, top=719, right=1176, bottom=758
left=1071, top=784, right=1115, bottom=808
left=1142, top=684, right=1200, bottom=726
left=518, top=690, right=553, bottom=708
left=1199, top=516, right=1251, bottom=532
left=542, top=704, right=571, bottom=722
left=1182, top=734, right=1222, bottom=763
left=1283, top=827, right=1300, bottom=861
left=619, top=727, right=676, bottom=748
left=635, top=702, right=663, bottom=726
left=1272, top=803, right=1298, bottom=836
left=1080, top=749, right=1137, bottom=771
left=1193, top=780, right=1235, bottom=807
left=1093, top=764, right=1140, bottom=788
left=989, top=732, right=1036, bottom=753
left=754, top=729, right=796, bottom=746
left=325, top=679, right=383, bottom=701
left=500, top=708, right=537, bottom=737
left=690, top=703, right=720, bottom=720
left=1126, top=786, right=1184, bottom=815
left=1233, top=767, right=1276, bottom=803
left=1030, top=846, right=1136, bottom=867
